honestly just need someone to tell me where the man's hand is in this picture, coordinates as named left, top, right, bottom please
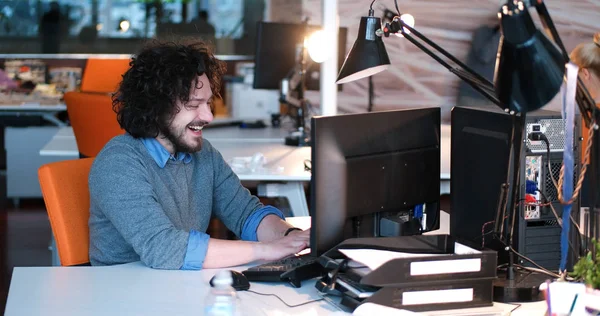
left=257, top=229, right=310, bottom=261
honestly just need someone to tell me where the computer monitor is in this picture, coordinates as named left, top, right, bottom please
left=310, top=107, right=442, bottom=256
left=253, top=21, right=347, bottom=91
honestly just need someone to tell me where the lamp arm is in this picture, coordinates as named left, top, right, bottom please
left=533, top=0, right=598, bottom=127
left=400, top=21, right=495, bottom=89
left=387, top=19, right=503, bottom=108
left=532, top=0, right=569, bottom=62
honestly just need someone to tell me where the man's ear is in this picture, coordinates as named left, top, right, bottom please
left=581, top=68, right=591, bottom=81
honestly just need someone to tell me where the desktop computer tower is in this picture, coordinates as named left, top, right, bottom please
left=451, top=106, right=581, bottom=270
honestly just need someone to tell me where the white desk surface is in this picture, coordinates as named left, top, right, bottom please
left=5, top=215, right=545, bottom=316
left=214, top=141, right=311, bottom=181
left=4, top=262, right=342, bottom=316
left=5, top=257, right=546, bottom=316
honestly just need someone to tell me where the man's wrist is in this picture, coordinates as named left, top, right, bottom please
left=284, top=227, right=302, bottom=236
left=253, top=241, right=267, bottom=261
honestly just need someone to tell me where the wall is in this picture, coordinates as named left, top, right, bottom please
left=273, top=0, right=600, bottom=120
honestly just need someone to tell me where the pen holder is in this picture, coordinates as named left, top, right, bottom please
left=540, top=281, right=600, bottom=316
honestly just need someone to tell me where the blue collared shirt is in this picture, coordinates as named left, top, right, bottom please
left=141, top=138, right=284, bottom=270
left=141, top=138, right=193, bottom=167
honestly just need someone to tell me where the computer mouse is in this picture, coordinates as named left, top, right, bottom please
left=210, top=270, right=250, bottom=291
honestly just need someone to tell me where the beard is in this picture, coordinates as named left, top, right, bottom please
left=159, top=122, right=203, bottom=153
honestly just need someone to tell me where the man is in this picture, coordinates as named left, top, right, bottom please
left=39, top=1, right=62, bottom=53
left=88, top=40, right=309, bottom=269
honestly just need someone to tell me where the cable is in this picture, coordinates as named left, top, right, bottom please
left=557, top=125, right=595, bottom=205
left=247, top=290, right=324, bottom=308
left=509, top=246, right=561, bottom=279
left=499, top=263, right=560, bottom=279
left=527, top=136, right=584, bottom=259
left=540, top=135, right=560, bottom=191
left=495, top=227, right=562, bottom=278
left=394, top=0, right=401, bottom=15
left=537, top=189, right=582, bottom=234
left=538, top=186, right=584, bottom=259
left=513, top=264, right=560, bottom=279
left=538, top=127, right=594, bottom=206
left=369, top=0, right=376, bottom=10
left=537, top=192, right=582, bottom=260
left=536, top=189, right=563, bottom=226
left=509, top=303, right=522, bottom=313
left=481, top=219, right=496, bottom=248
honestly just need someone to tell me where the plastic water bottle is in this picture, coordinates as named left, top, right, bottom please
left=204, top=270, right=238, bottom=316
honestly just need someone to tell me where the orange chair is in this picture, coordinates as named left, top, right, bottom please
left=39, top=158, right=94, bottom=266
left=64, top=91, right=124, bottom=158
left=80, top=58, right=131, bottom=94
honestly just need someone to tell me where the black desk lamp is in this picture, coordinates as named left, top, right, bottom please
left=336, top=0, right=598, bottom=303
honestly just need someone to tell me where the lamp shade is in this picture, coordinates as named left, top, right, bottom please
left=336, top=15, right=391, bottom=84
left=494, top=2, right=565, bottom=113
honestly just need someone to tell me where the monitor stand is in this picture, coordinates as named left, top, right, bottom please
left=493, top=269, right=546, bottom=302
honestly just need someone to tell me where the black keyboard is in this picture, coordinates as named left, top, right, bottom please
left=242, top=255, right=324, bottom=288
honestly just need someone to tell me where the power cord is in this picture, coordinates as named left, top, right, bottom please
left=246, top=290, right=324, bottom=308
left=509, top=303, right=522, bottom=313
left=509, top=245, right=561, bottom=279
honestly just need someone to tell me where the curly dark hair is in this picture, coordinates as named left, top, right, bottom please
left=113, top=39, right=227, bottom=138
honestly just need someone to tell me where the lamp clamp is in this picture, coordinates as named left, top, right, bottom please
left=382, top=16, right=402, bottom=37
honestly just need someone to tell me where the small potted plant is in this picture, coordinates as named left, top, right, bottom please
left=571, top=239, right=600, bottom=311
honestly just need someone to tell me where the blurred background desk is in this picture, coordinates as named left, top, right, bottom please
left=0, top=102, right=66, bottom=126
left=39, top=124, right=452, bottom=193
left=39, top=124, right=451, bottom=220
left=1, top=101, right=68, bottom=205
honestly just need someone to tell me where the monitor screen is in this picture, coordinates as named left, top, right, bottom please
left=310, top=107, right=442, bottom=256
left=253, top=21, right=347, bottom=91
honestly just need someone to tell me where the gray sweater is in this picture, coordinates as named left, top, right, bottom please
left=88, top=134, right=262, bottom=269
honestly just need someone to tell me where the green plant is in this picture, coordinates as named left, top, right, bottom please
left=571, top=239, right=600, bottom=290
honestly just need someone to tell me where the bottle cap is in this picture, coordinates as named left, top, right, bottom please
left=212, top=270, right=233, bottom=286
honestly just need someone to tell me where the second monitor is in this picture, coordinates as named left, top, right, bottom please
left=310, top=107, right=442, bottom=256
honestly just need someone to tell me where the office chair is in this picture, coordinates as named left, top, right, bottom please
left=80, top=58, right=131, bottom=94
left=64, top=91, right=124, bottom=158
left=38, top=158, right=94, bottom=266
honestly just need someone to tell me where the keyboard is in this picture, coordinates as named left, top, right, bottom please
left=242, top=255, right=324, bottom=288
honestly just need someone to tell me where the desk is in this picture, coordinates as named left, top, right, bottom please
left=39, top=125, right=452, bottom=194
left=0, top=102, right=67, bottom=126
left=5, top=261, right=546, bottom=316
left=4, top=262, right=341, bottom=316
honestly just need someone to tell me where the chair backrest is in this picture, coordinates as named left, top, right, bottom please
left=80, top=58, right=131, bottom=94
left=39, top=158, right=94, bottom=266
left=64, top=91, right=124, bottom=157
